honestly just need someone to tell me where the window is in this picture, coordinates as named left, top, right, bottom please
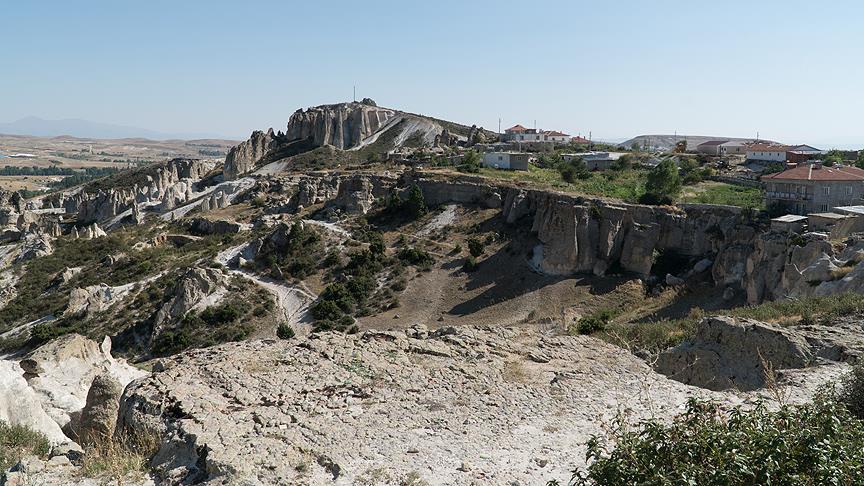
left=847, top=186, right=853, bottom=196
left=498, top=156, right=503, bottom=161
left=823, top=186, right=830, bottom=196
left=821, top=204, right=829, bottom=212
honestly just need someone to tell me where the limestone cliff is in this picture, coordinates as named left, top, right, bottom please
left=285, top=102, right=399, bottom=150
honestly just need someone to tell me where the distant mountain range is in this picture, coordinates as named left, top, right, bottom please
left=0, top=116, right=233, bottom=141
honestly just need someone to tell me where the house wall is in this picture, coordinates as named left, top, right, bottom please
left=747, top=150, right=787, bottom=162
left=721, top=144, right=747, bottom=155
left=483, top=153, right=511, bottom=169
left=697, top=145, right=722, bottom=156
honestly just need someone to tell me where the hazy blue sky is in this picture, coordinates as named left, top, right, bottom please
left=4, top=0, right=864, bottom=146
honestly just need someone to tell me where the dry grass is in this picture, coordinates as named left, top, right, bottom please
left=502, top=359, right=530, bottom=383
left=831, top=266, right=855, bottom=280
left=80, top=432, right=159, bottom=482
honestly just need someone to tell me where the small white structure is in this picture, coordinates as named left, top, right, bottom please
left=562, top=152, right=624, bottom=171
left=482, top=152, right=530, bottom=171
left=770, top=214, right=808, bottom=233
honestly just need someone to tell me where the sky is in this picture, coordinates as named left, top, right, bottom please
left=3, top=0, right=864, bottom=146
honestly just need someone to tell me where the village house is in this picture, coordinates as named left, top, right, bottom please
left=502, top=124, right=572, bottom=144
left=482, top=152, right=530, bottom=171
left=763, top=163, right=864, bottom=214
left=719, top=141, right=749, bottom=155
left=562, top=151, right=622, bottom=171
left=696, top=140, right=729, bottom=156
left=746, top=144, right=792, bottom=162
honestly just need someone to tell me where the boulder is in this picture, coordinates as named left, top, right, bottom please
left=0, top=361, right=69, bottom=445
left=20, top=335, right=147, bottom=430
left=76, top=372, right=123, bottom=445
left=656, top=316, right=812, bottom=391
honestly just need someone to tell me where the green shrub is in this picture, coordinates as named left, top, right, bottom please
left=574, top=309, right=615, bottom=335
left=0, top=421, right=51, bottom=471
left=467, top=238, right=485, bottom=258
left=573, top=398, right=864, bottom=485
left=397, top=247, right=434, bottom=266
left=462, top=256, right=479, bottom=272
left=276, top=323, right=295, bottom=340
left=838, top=361, right=864, bottom=420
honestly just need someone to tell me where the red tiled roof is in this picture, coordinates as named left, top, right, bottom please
left=506, top=124, right=527, bottom=132
left=764, top=165, right=864, bottom=182
left=571, top=136, right=591, bottom=144
left=545, top=130, right=570, bottom=137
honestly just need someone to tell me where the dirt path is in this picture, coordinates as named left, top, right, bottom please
left=215, top=244, right=317, bottom=326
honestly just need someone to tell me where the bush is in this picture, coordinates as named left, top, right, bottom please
left=462, top=256, right=479, bottom=272
left=458, top=150, right=482, bottom=173
left=0, top=421, right=51, bottom=471
left=838, top=362, right=864, bottom=420
left=397, top=247, right=434, bottom=266
left=642, top=159, right=681, bottom=204
left=573, top=397, right=864, bottom=485
left=574, top=309, right=615, bottom=335
left=276, top=323, right=295, bottom=340
left=467, top=238, right=485, bottom=258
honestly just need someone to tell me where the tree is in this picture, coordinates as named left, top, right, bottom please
left=641, top=159, right=682, bottom=205
left=467, top=238, right=485, bottom=257
left=458, top=150, right=482, bottom=173
left=824, top=149, right=844, bottom=166
left=404, top=185, right=427, bottom=219
left=857, top=150, right=864, bottom=170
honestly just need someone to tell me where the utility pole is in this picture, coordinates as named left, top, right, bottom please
left=498, top=118, right=501, bottom=134
left=353, top=85, right=356, bottom=102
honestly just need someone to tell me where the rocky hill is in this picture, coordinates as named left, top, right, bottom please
left=0, top=102, right=862, bottom=484
left=619, top=134, right=768, bottom=151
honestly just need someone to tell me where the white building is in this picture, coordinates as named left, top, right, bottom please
left=503, top=124, right=571, bottom=143
left=482, top=152, right=530, bottom=170
left=746, top=144, right=791, bottom=162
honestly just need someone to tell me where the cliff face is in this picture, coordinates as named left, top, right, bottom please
left=223, top=129, right=276, bottom=180
left=285, top=102, right=398, bottom=150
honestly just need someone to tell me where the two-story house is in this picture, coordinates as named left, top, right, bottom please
left=763, top=164, right=864, bottom=214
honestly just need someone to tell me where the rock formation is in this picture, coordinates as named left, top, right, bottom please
left=657, top=316, right=864, bottom=391
left=19, top=335, right=147, bottom=431
left=286, top=102, right=398, bottom=150
left=224, top=128, right=276, bottom=180
left=76, top=372, right=123, bottom=445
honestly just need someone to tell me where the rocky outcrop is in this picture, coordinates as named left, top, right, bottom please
left=286, top=102, right=398, bottom=150
left=118, top=326, right=749, bottom=485
left=656, top=317, right=816, bottom=391
left=20, top=335, right=147, bottom=431
left=0, top=360, right=69, bottom=446
left=15, top=231, right=53, bottom=263
left=75, top=372, right=123, bottom=445
left=117, top=325, right=841, bottom=485
left=224, top=129, right=276, bottom=180
left=187, top=217, right=242, bottom=235
left=65, top=283, right=130, bottom=317
left=151, top=267, right=229, bottom=341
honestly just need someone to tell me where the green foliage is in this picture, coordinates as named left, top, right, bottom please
left=404, top=185, right=427, bottom=219
left=276, top=323, right=295, bottom=340
left=680, top=183, right=765, bottom=209
left=256, top=222, right=324, bottom=280
left=397, top=247, right=434, bottom=267
left=573, top=309, right=616, bottom=335
left=678, top=157, right=712, bottom=185
left=458, top=150, right=482, bottom=173
left=573, top=398, right=864, bottom=485
left=824, top=149, right=845, bottom=166
left=467, top=238, right=485, bottom=258
left=641, top=159, right=682, bottom=204
left=462, top=256, right=479, bottom=272
left=0, top=421, right=51, bottom=471
left=383, top=186, right=427, bottom=220
left=856, top=150, right=864, bottom=169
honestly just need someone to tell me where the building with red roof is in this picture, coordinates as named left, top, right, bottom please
left=764, top=163, right=864, bottom=214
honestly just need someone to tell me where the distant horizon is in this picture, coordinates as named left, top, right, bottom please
left=2, top=113, right=863, bottom=151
